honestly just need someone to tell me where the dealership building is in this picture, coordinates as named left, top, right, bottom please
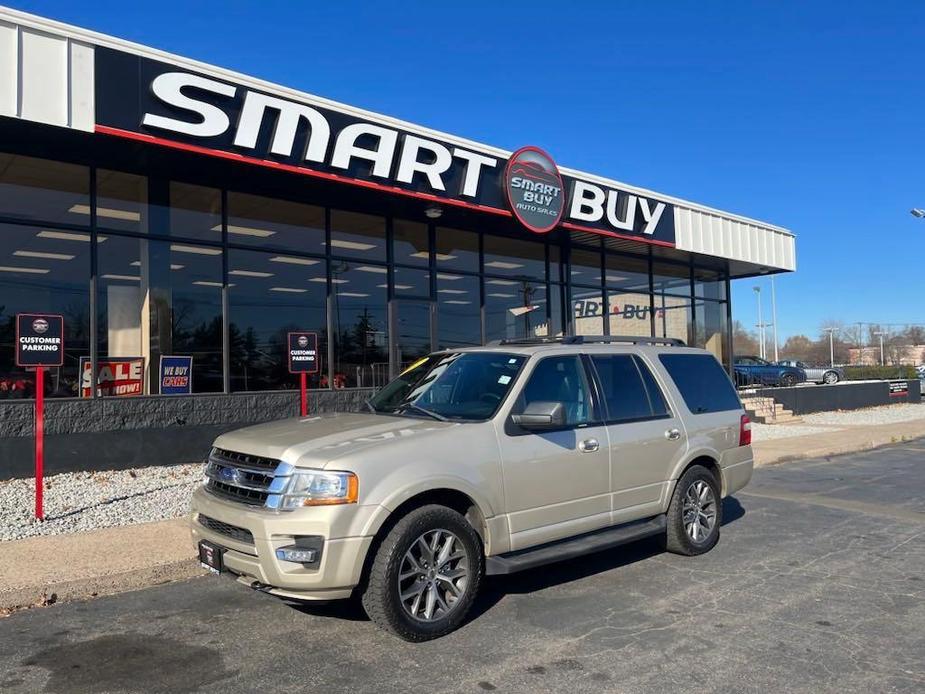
left=0, top=8, right=796, bottom=472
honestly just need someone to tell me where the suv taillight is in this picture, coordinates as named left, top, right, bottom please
left=739, top=413, right=752, bottom=446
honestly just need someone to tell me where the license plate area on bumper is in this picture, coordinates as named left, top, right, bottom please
left=198, top=539, right=225, bottom=574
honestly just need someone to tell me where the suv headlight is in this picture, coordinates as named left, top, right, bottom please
left=281, top=470, right=359, bottom=509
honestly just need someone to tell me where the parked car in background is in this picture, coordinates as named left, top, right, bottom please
left=733, top=356, right=806, bottom=387
left=777, top=360, right=843, bottom=385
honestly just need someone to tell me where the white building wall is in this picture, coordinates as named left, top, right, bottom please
left=0, top=19, right=94, bottom=131
left=674, top=206, right=796, bottom=272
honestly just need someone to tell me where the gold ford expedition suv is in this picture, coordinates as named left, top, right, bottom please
left=190, top=336, right=753, bottom=641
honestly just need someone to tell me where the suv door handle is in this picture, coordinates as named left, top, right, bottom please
left=578, top=438, right=600, bottom=453
left=665, top=428, right=681, bottom=441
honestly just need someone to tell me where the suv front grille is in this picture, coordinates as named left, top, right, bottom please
left=212, top=448, right=279, bottom=471
left=204, top=448, right=280, bottom=507
left=198, top=514, right=255, bottom=544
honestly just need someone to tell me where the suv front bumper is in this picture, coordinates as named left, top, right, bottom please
left=189, top=486, right=379, bottom=600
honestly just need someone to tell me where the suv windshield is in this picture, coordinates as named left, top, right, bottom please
left=368, top=352, right=527, bottom=421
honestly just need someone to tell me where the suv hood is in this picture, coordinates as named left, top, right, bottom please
left=212, top=412, right=455, bottom=465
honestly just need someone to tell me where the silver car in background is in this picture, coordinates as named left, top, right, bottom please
left=778, top=360, right=843, bottom=384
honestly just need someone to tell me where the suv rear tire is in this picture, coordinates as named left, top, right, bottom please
left=664, top=465, right=722, bottom=556
left=361, top=504, right=483, bottom=641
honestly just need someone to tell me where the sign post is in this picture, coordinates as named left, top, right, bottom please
left=16, top=313, right=65, bottom=521
left=288, top=332, right=319, bottom=417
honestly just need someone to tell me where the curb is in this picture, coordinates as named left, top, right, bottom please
left=1, top=558, right=202, bottom=616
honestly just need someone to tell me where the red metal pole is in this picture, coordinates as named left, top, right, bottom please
left=35, top=366, right=44, bottom=521
left=300, top=372, right=307, bottom=417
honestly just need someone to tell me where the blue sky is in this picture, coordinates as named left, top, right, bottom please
left=10, top=1, right=925, bottom=339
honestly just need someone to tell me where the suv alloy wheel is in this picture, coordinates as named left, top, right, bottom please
left=361, top=505, right=484, bottom=641
left=664, top=465, right=722, bottom=556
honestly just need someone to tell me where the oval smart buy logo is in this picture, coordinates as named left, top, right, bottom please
left=504, top=146, right=565, bottom=234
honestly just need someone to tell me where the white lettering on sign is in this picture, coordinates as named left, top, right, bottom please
left=568, top=180, right=666, bottom=235
left=141, top=72, right=500, bottom=199
left=233, top=91, right=330, bottom=163
left=142, top=73, right=236, bottom=137
left=19, top=336, right=61, bottom=351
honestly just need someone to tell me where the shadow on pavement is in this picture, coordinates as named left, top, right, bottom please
left=284, top=496, right=747, bottom=627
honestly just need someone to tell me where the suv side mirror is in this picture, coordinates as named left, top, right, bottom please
left=511, top=401, right=567, bottom=430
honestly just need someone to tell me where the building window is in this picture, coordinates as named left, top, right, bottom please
left=570, top=247, right=602, bottom=288
left=694, top=267, right=727, bottom=302
left=694, top=299, right=729, bottom=369
left=485, top=279, right=547, bottom=342
left=654, top=295, right=694, bottom=346
left=0, top=223, right=90, bottom=398
left=393, top=266, right=430, bottom=298
left=652, top=261, right=691, bottom=296
left=0, top=153, right=90, bottom=227
left=97, top=169, right=148, bottom=233
left=96, top=237, right=223, bottom=396
left=548, top=283, right=564, bottom=337
left=228, top=248, right=326, bottom=392
left=227, top=191, right=324, bottom=252
left=168, top=182, right=222, bottom=241
left=393, top=219, right=429, bottom=267
left=435, top=226, right=479, bottom=273
left=330, top=210, right=386, bottom=261
left=332, top=261, right=388, bottom=388
left=606, top=254, right=650, bottom=293
left=483, top=235, right=545, bottom=280
left=437, top=273, right=480, bottom=349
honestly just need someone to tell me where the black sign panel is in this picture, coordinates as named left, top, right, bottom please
left=288, top=332, right=319, bottom=374
left=93, top=48, right=676, bottom=246
left=16, top=314, right=64, bottom=368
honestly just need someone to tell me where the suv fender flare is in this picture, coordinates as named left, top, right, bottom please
left=359, top=477, right=499, bottom=550
left=666, top=449, right=725, bottom=499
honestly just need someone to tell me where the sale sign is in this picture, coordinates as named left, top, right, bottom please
left=79, top=357, right=145, bottom=397
left=159, top=356, right=193, bottom=395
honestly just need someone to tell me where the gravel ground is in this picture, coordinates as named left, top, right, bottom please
left=0, top=464, right=202, bottom=542
left=802, top=402, right=925, bottom=426
left=749, top=423, right=837, bottom=442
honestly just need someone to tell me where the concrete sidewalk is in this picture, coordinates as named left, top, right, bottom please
left=0, top=518, right=200, bottom=614
left=3, top=417, right=925, bottom=614
left=752, top=417, right=925, bottom=465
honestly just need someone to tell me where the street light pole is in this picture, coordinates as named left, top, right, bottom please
left=874, top=330, right=886, bottom=366
left=823, top=328, right=837, bottom=367
left=770, top=276, right=779, bottom=362
left=753, top=286, right=763, bottom=359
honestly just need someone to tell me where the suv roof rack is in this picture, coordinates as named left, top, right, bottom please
left=489, top=335, right=686, bottom=347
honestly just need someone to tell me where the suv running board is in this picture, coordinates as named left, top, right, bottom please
left=485, top=515, right=667, bottom=576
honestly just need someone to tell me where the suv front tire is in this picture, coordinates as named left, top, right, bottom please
left=361, top=504, right=484, bottom=641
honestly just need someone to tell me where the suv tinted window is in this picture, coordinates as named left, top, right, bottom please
left=635, top=356, right=670, bottom=416
left=591, top=354, right=667, bottom=422
left=518, top=356, right=592, bottom=426
left=659, top=353, right=741, bottom=414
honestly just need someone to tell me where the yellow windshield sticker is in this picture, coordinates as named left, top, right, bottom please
left=401, top=357, right=429, bottom=375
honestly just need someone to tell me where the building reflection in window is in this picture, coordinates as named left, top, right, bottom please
left=332, top=261, right=388, bottom=388
left=229, top=249, right=327, bottom=392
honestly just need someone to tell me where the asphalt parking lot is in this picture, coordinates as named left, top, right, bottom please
left=1, top=441, right=924, bottom=694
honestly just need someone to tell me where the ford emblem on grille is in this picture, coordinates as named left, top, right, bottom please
left=219, top=465, right=239, bottom=483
